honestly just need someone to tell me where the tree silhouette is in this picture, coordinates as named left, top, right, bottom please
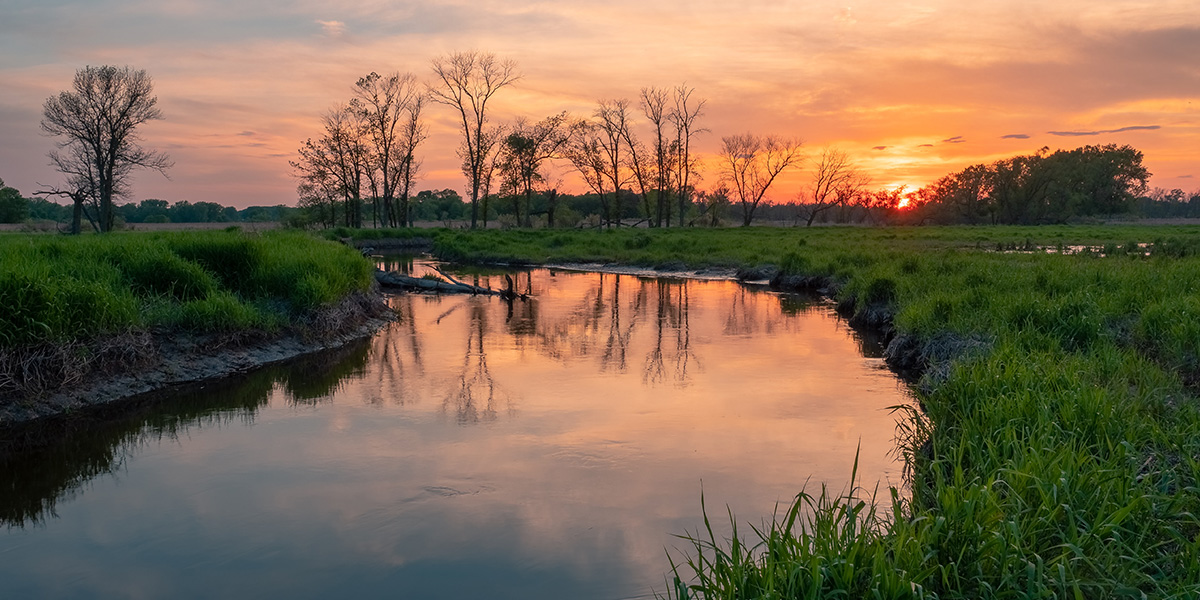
left=41, top=65, right=171, bottom=233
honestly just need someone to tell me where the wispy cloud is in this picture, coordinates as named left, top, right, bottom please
left=1047, top=125, right=1161, bottom=137
left=918, top=144, right=934, bottom=147
left=316, top=20, right=346, bottom=37
left=1001, top=133, right=1030, bottom=139
left=942, top=135, right=965, bottom=143
left=872, top=145, right=887, bottom=150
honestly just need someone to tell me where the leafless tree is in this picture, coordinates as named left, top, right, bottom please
left=41, top=65, right=172, bottom=233
left=292, top=104, right=371, bottom=227
left=595, top=99, right=634, bottom=227
left=352, top=71, right=423, bottom=227
left=640, top=87, right=672, bottom=227
left=564, top=120, right=611, bottom=227
left=669, top=84, right=706, bottom=227
left=717, top=133, right=804, bottom=226
left=800, top=148, right=866, bottom=226
left=429, top=51, right=520, bottom=229
left=397, top=93, right=427, bottom=226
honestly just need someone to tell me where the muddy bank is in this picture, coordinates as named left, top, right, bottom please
left=348, top=237, right=434, bottom=251
left=0, top=291, right=393, bottom=428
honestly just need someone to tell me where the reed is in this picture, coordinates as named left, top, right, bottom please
left=399, top=224, right=1200, bottom=597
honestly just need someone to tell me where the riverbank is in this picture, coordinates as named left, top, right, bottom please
left=404, top=225, right=1200, bottom=597
left=0, top=230, right=383, bottom=427
left=0, top=291, right=391, bottom=428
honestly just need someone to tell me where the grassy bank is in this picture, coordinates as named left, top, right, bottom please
left=419, top=225, right=1200, bottom=597
left=1, top=229, right=375, bottom=398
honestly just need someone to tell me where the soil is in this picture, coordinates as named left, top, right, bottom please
left=0, top=291, right=393, bottom=428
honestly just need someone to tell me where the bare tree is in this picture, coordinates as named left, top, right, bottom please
left=292, top=104, right=371, bottom=227
left=621, top=124, right=656, bottom=227
left=717, top=133, right=804, bottom=226
left=564, top=120, right=612, bottom=227
left=398, top=93, right=427, bottom=226
left=595, top=99, right=634, bottom=227
left=669, top=84, right=706, bottom=227
left=801, top=148, right=865, bottom=226
left=429, top=51, right=520, bottom=229
left=640, top=87, right=672, bottom=227
left=41, top=65, right=171, bottom=233
left=352, top=71, right=422, bottom=227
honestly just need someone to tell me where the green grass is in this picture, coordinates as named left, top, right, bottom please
left=410, top=224, right=1200, bottom=598
left=0, top=229, right=374, bottom=346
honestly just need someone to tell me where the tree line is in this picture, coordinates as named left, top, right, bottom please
left=30, top=60, right=1187, bottom=233
left=292, top=50, right=816, bottom=230
left=902, top=144, right=1154, bottom=225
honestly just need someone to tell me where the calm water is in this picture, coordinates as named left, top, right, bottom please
left=0, top=261, right=912, bottom=599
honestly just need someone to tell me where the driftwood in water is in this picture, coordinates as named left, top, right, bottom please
left=375, top=271, right=495, bottom=294
left=374, top=270, right=528, bottom=300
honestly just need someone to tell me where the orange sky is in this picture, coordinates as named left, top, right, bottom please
left=1, top=1, right=1196, bottom=208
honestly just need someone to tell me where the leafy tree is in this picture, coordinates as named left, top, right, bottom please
left=41, top=65, right=172, bottom=233
left=497, top=113, right=573, bottom=227
left=0, top=178, right=29, bottom=224
left=413, top=189, right=466, bottom=222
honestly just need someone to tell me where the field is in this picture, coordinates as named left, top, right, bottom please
left=6, top=223, right=1200, bottom=596
left=0, top=229, right=375, bottom=399
left=398, top=224, right=1200, bottom=598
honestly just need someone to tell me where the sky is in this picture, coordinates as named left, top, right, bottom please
left=1, top=0, right=1197, bottom=209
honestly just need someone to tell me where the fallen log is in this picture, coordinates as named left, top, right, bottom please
left=375, top=270, right=498, bottom=294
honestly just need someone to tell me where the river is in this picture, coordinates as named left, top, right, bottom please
left=0, top=260, right=913, bottom=599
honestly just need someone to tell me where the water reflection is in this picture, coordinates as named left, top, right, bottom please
left=0, top=263, right=911, bottom=600
left=0, top=340, right=371, bottom=527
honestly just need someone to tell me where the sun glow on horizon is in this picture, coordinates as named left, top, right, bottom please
left=0, top=1, right=1196, bottom=207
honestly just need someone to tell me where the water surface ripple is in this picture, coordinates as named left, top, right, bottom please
left=0, top=263, right=912, bottom=599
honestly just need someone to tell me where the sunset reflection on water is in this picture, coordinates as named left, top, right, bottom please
left=0, top=263, right=913, bottom=600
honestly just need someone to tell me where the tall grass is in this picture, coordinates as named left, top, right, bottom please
left=392, top=224, right=1200, bottom=597
left=0, top=230, right=374, bottom=346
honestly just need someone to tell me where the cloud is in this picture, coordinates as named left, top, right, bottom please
left=1047, top=125, right=1161, bottom=136
left=918, top=144, right=934, bottom=147
left=1180, top=174, right=1195, bottom=179
left=316, top=20, right=346, bottom=37
left=872, top=145, right=887, bottom=150
left=942, top=136, right=965, bottom=143
left=1001, top=133, right=1030, bottom=139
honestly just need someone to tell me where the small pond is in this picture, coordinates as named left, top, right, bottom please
left=0, top=260, right=913, bottom=599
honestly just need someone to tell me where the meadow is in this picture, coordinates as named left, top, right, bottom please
left=0, top=229, right=375, bottom=398
left=365, top=224, right=1200, bottom=598
left=5, top=223, right=1200, bottom=596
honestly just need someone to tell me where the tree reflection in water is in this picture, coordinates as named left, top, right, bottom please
left=0, top=339, right=372, bottom=527
left=372, top=294, right=427, bottom=407
left=0, top=264, right=834, bottom=528
left=443, top=299, right=507, bottom=424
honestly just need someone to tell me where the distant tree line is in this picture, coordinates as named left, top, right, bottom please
left=28, top=62, right=1191, bottom=233
left=901, top=144, right=1153, bottom=225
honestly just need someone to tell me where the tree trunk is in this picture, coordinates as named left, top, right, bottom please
left=71, top=198, right=82, bottom=235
